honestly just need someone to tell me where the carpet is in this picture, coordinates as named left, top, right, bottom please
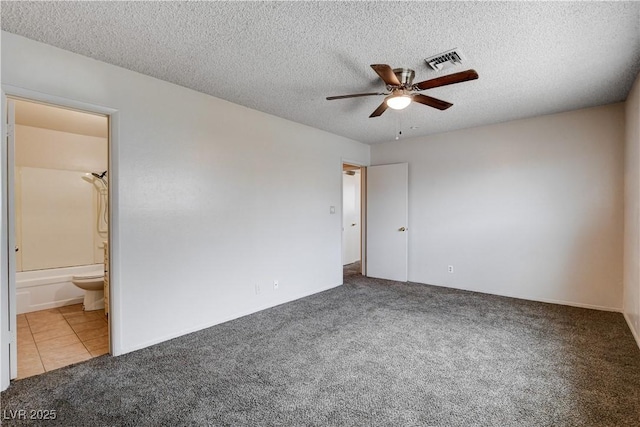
left=2, top=263, right=639, bottom=426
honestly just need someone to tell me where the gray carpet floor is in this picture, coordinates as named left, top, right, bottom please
left=2, top=263, right=639, bottom=426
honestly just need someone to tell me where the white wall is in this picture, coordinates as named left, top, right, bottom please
left=1, top=32, right=369, bottom=365
left=624, top=72, right=640, bottom=347
left=372, top=104, right=625, bottom=310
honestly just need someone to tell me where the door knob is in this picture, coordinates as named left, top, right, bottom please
left=398, top=227, right=406, bottom=232
left=351, top=223, right=357, bottom=227
left=15, top=246, right=19, bottom=252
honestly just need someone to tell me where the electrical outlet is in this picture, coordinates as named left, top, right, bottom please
left=255, top=283, right=261, bottom=295
left=273, top=280, right=279, bottom=290
left=448, top=265, right=454, bottom=273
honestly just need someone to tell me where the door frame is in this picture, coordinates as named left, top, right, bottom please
left=1, top=93, right=16, bottom=388
left=1, top=85, right=121, bottom=390
left=341, top=159, right=367, bottom=277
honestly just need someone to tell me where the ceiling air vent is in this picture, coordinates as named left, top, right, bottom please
left=425, top=49, right=464, bottom=71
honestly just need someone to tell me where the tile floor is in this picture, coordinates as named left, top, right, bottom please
left=17, top=304, right=109, bottom=379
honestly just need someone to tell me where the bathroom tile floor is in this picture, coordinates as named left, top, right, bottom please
left=17, top=304, right=109, bottom=379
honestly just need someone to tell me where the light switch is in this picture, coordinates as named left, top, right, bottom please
left=330, top=206, right=336, bottom=214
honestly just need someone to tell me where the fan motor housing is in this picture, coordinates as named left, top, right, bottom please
left=393, top=68, right=415, bottom=86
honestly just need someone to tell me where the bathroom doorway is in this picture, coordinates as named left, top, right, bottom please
left=8, top=98, right=111, bottom=379
left=342, top=162, right=366, bottom=279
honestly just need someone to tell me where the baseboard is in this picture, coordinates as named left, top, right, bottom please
left=509, top=294, right=621, bottom=312
left=423, top=281, right=622, bottom=313
left=121, top=281, right=343, bottom=355
left=18, top=296, right=84, bottom=314
left=38, top=297, right=84, bottom=311
left=623, top=312, right=640, bottom=350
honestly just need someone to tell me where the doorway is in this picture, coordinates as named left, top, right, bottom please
left=7, top=98, right=111, bottom=380
left=342, top=163, right=366, bottom=279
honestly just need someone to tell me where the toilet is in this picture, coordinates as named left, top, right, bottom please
left=72, top=270, right=105, bottom=311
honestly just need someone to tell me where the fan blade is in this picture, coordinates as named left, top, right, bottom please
left=326, top=92, right=384, bottom=100
left=370, top=64, right=401, bottom=86
left=369, top=101, right=388, bottom=118
left=414, top=69, right=478, bottom=91
left=412, top=94, right=453, bottom=110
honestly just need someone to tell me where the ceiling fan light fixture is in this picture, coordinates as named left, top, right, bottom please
left=386, top=94, right=412, bottom=110
left=326, top=64, right=478, bottom=118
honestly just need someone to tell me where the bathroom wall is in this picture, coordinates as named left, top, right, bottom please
left=15, top=122, right=108, bottom=270
left=17, top=166, right=94, bottom=270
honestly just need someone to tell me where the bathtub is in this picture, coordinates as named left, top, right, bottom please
left=16, top=264, right=104, bottom=314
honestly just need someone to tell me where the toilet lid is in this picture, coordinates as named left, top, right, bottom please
left=73, top=271, right=103, bottom=280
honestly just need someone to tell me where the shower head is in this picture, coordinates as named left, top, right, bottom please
left=83, top=171, right=108, bottom=187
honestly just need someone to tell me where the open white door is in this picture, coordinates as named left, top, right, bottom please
left=342, top=171, right=361, bottom=265
left=366, top=163, right=408, bottom=282
left=1, top=96, right=17, bottom=390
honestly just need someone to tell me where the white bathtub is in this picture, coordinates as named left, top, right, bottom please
left=16, top=264, right=104, bottom=314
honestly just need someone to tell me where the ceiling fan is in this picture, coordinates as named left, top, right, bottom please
left=326, top=64, right=478, bottom=118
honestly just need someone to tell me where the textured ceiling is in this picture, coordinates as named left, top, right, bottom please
left=2, top=1, right=639, bottom=144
